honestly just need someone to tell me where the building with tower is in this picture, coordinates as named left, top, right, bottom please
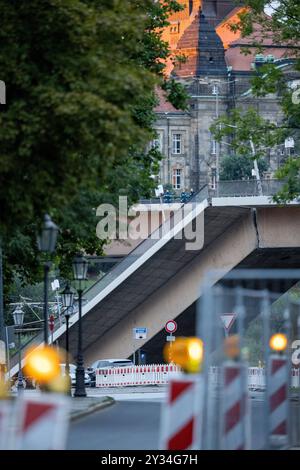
left=154, top=0, right=299, bottom=192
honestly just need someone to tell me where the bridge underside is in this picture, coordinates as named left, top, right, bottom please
left=56, top=205, right=300, bottom=367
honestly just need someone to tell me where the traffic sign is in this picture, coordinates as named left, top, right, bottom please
left=220, top=314, right=236, bottom=333
left=165, top=320, right=177, bottom=334
left=166, top=335, right=176, bottom=342
left=133, top=327, right=147, bottom=340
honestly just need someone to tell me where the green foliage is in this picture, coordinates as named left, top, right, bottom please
left=273, top=158, right=300, bottom=203
left=220, top=154, right=268, bottom=181
left=231, top=1, right=300, bottom=49
left=0, top=0, right=187, bottom=294
left=229, top=0, right=300, bottom=202
left=210, top=107, right=284, bottom=161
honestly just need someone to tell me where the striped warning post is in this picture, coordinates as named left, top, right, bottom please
left=0, top=401, right=11, bottom=450
left=14, top=394, right=70, bottom=450
left=160, top=375, right=203, bottom=450
left=268, top=355, right=289, bottom=446
left=221, top=361, right=250, bottom=450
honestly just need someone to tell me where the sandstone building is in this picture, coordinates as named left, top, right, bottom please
left=154, top=0, right=299, bottom=192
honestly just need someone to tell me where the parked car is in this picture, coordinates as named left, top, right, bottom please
left=87, top=359, right=134, bottom=387
left=60, top=363, right=91, bottom=387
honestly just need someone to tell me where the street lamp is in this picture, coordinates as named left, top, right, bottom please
left=72, top=254, right=88, bottom=397
left=37, top=214, right=59, bottom=345
left=12, top=306, right=25, bottom=391
left=61, top=283, right=75, bottom=395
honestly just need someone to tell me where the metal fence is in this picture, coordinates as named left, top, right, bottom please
left=198, top=269, right=300, bottom=450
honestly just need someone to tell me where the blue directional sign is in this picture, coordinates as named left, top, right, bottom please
left=133, top=327, right=147, bottom=339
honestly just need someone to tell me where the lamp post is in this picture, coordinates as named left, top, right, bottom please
left=61, top=283, right=75, bottom=395
left=12, top=306, right=25, bottom=391
left=73, top=254, right=88, bottom=397
left=37, top=214, right=59, bottom=345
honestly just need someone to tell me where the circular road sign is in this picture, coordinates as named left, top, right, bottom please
left=165, top=320, right=177, bottom=334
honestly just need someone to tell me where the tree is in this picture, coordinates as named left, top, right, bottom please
left=229, top=0, right=300, bottom=202
left=220, top=153, right=268, bottom=181
left=210, top=107, right=284, bottom=174
left=0, top=0, right=188, bottom=293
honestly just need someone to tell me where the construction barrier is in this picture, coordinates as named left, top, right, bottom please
left=0, top=401, right=11, bottom=450
left=13, top=393, right=69, bottom=450
left=291, top=368, right=300, bottom=388
left=220, top=361, right=250, bottom=450
left=248, top=367, right=266, bottom=390
left=96, top=364, right=299, bottom=389
left=268, top=355, right=289, bottom=447
left=210, top=366, right=266, bottom=390
left=96, top=364, right=181, bottom=388
left=160, top=374, right=204, bottom=450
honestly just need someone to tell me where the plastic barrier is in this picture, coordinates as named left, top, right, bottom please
left=291, top=368, right=300, bottom=388
left=96, top=364, right=299, bottom=389
left=96, top=364, right=181, bottom=388
left=220, top=361, right=250, bottom=450
left=268, top=355, right=289, bottom=447
left=248, top=367, right=266, bottom=390
left=160, top=374, right=204, bottom=450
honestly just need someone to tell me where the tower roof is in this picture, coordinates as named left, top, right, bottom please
left=173, top=12, right=227, bottom=78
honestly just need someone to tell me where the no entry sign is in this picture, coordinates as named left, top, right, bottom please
left=165, top=320, right=177, bottom=334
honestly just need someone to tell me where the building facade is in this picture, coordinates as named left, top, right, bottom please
left=155, top=0, right=299, bottom=192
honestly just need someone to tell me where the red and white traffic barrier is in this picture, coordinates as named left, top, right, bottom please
left=268, top=355, right=289, bottom=446
left=14, top=393, right=70, bottom=450
left=96, top=364, right=181, bottom=388
left=291, top=368, right=300, bottom=388
left=160, top=374, right=203, bottom=450
left=220, top=361, right=250, bottom=450
left=248, top=367, right=266, bottom=390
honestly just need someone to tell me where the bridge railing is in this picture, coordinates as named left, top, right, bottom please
left=139, top=180, right=285, bottom=203
left=212, top=179, right=285, bottom=198
left=83, top=184, right=209, bottom=304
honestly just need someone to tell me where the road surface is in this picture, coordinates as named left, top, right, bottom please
left=67, top=391, right=266, bottom=450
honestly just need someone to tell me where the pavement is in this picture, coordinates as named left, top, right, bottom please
left=69, top=395, right=115, bottom=420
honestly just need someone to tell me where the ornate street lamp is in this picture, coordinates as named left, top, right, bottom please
left=12, top=306, right=25, bottom=391
left=72, top=254, right=89, bottom=281
left=72, top=254, right=88, bottom=397
left=61, top=283, right=75, bottom=395
left=37, top=214, right=59, bottom=345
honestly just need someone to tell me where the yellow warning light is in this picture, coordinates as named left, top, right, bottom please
left=24, top=346, right=61, bottom=384
left=0, top=379, right=9, bottom=399
left=224, top=334, right=240, bottom=359
left=269, top=333, right=288, bottom=352
left=163, top=337, right=203, bottom=373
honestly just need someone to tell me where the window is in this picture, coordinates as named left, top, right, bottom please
left=170, top=22, right=180, bottom=34
left=172, top=134, right=182, bottom=154
left=172, top=168, right=182, bottom=190
left=152, top=133, right=162, bottom=152
left=211, top=139, right=217, bottom=155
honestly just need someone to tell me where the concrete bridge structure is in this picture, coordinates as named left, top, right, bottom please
left=9, top=181, right=300, bottom=374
